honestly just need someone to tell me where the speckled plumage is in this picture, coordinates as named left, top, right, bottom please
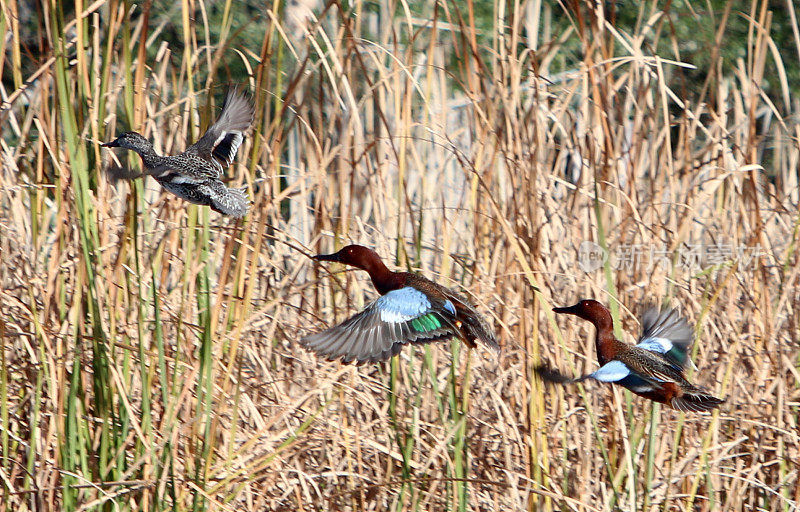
left=302, top=245, right=499, bottom=364
left=401, top=273, right=497, bottom=350
left=102, top=88, right=254, bottom=217
left=537, top=300, right=724, bottom=412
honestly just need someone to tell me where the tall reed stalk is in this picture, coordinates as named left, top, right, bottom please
left=1, top=0, right=799, bottom=510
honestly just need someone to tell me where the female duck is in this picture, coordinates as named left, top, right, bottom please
left=303, top=245, right=499, bottom=363
left=538, top=299, right=724, bottom=412
left=102, top=88, right=254, bottom=217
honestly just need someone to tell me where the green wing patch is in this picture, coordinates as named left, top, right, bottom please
left=411, top=313, right=442, bottom=332
left=667, top=346, right=689, bottom=366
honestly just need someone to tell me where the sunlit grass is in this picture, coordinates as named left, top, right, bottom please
left=1, top=0, right=799, bottom=510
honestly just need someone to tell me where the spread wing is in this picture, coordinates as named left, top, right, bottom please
left=614, top=351, right=724, bottom=412
left=535, top=345, right=723, bottom=412
left=301, top=287, right=460, bottom=363
left=589, top=360, right=635, bottom=382
left=186, top=89, right=254, bottom=168
left=637, top=307, right=697, bottom=370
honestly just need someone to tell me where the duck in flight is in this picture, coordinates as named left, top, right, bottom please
left=537, top=299, right=724, bottom=412
left=303, top=245, right=499, bottom=363
left=102, top=88, right=254, bottom=217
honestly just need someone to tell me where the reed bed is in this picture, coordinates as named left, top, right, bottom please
left=1, top=0, right=799, bottom=510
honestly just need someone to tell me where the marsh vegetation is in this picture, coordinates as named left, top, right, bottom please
left=1, top=0, right=799, bottom=510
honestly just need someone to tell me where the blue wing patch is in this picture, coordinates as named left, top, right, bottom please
left=376, top=287, right=432, bottom=324
left=443, top=299, right=456, bottom=315
left=637, top=336, right=696, bottom=371
left=590, top=360, right=631, bottom=382
left=637, top=337, right=673, bottom=354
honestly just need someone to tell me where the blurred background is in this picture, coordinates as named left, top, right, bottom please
left=1, top=0, right=799, bottom=510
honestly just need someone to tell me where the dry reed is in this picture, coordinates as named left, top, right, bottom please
left=1, top=0, right=799, bottom=510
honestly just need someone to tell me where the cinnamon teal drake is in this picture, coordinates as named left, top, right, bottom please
left=537, top=299, right=724, bottom=412
left=303, top=245, right=499, bottom=363
left=102, top=88, right=254, bottom=217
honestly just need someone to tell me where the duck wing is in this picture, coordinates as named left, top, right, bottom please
left=671, top=390, right=726, bottom=412
left=186, top=88, right=254, bottom=170
left=301, top=286, right=461, bottom=363
left=538, top=347, right=678, bottom=388
left=623, top=349, right=724, bottom=410
left=618, top=347, right=691, bottom=384
left=637, top=306, right=697, bottom=371
left=157, top=177, right=249, bottom=218
left=408, top=275, right=499, bottom=351
left=447, top=292, right=499, bottom=350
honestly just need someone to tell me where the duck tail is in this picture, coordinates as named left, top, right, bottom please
left=446, top=293, right=499, bottom=351
left=671, top=390, right=725, bottom=412
left=456, top=314, right=498, bottom=351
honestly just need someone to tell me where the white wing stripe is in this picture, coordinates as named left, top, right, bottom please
left=213, top=132, right=227, bottom=149
left=380, top=308, right=415, bottom=323
left=168, top=175, right=204, bottom=185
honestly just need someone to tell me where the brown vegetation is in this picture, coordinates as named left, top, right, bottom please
left=1, top=0, right=798, bottom=510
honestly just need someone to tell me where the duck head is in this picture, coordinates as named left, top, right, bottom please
left=102, top=132, right=151, bottom=152
left=553, top=299, right=613, bottom=329
left=313, top=245, right=404, bottom=295
left=312, top=245, right=386, bottom=273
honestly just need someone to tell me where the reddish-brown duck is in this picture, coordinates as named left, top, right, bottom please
left=303, top=245, right=499, bottom=363
left=538, top=299, right=723, bottom=412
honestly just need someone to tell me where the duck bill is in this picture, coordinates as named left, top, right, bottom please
left=101, top=138, right=120, bottom=148
left=312, top=252, right=341, bottom=263
left=553, top=303, right=582, bottom=316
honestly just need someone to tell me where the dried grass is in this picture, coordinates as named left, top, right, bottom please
left=1, top=0, right=799, bottom=510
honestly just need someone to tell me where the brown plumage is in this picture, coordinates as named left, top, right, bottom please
left=302, top=245, right=499, bottom=363
left=537, top=299, right=724, bottom=412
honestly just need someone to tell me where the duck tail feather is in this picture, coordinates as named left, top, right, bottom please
left=671, top=391, right=725, bottom=412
